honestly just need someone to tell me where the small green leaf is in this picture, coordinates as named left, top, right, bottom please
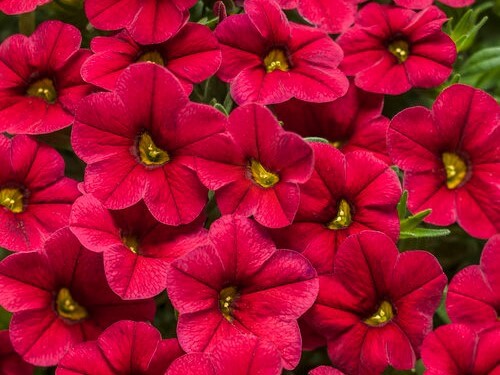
left=397, top=191, right=409, bottom=220
left=435, top=286, right=451, bottom=325
left=212, top=102, right=229, bottom=116
left=400, top=209, right=432, bottom=231
left=461, top=47, right=500, bottom=74
left=400, top=227, right=451, bottom=239
left=304, top=137, right=330, bottom=144
left=223, top=91, right=233, bottom=113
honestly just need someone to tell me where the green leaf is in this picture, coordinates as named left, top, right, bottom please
left=461, top=47, right=500, bottom=75
left=397, top=191, right=409, bottom=220
left=400, top=209, right=432, bottom=231
left=223, top=91, right=233, bottom=113
left=435, top=286, right=451, bottom=325
left=400, top=227, right=451, bottom=239
left=304, top=137, right=330, bottom=144
left=448, top=4, right=491, bottom=52
left=212, top=102, right=229, bottom=116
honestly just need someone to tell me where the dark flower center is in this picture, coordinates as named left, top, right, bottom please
left=442, top=152, right=468, bottom=189
left=137, top=132, right=170, bottom=166
left=121, top=233, right=140, bottom=254
left=364, top=300, right=394, bottom=326
left=263, top=48, right=290, bottom=73
left=0, top=187, right=24, bottom=213
left=26, top=78, right=57, bottom=103
left=219, top=286, right=239, bottom=322
left=56, top=288, right=88, bottom=321
left=249, top=159, right=280, bottom=188
left=327, top=199, right=352, bottom=230
left=137, top=50, right=165, bottom=66
left=388, top=40, right=409, bottom=63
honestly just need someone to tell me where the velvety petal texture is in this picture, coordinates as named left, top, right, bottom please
left=387, top=84, right=500, bottom=238
left=338, top=4, right=456, bottom=94
left=167, top=215, right=318, bottom=369
left=0, top=0, right=51, bottom=15
left=0, top=330, right=34, bottom=375
left=0, top=21, right=92, bottom=134
left=0, top=228, right=156, bottom=366
left=305, top=231, right=447, bottom=375
left=215, top=0, right=348, bottom=105
left=72, top=63, right=227, bottom=225
left=0, top=134, right=80, bottom=252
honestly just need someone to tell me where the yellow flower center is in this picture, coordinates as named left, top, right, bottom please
left=329, top=140, right=344, bottom=149
left=27, top=78, right=57, bottom=103
left=263, top=49, right=290, bottom=73
left=121, top=234, right=139, bottom=254
left=219, top=286, right=238, bottom=322
left=138, top=132, right=170, bottom=166
left=0, top=187, right=24, bottom=213
left=56, top=288, right=88, bottom=321
left=442, top=152, right=468, bottom=189
left=364, top=301, right=394, bottom=327
left=388, top=40, right=409, bottom=63
left=327, top=199, right=352, bottom=230
left=249, top=159, right=280, bottom=188
left=137, top=51, right=165, bottom=66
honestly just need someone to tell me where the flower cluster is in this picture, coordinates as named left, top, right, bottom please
left=0, top=0, right=499, bottom=373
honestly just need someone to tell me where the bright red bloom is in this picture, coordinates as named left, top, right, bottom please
left=215, top=0, right=348, bottom=105
left=72, top=63, right=227, bottom=226
left=0, top=135, right=79, bottom=253
left=0, top=21, right=92, bottom=134
left=167, top=335, right=282, bottom=375
left=167, top=215, right=318, bottom=369
left=306, top=231, right=447, bottom=375
left=271, top=143, right=401, bottom=275
left=195, top=103, right=314, bottom=228
left=0, top=331, right=33, bottom=375
left=81, top=24, right=221, bottom=94
left=57, top=320, right=183, bottom=375
left=387, top=84, right=500, bottom=239
left=69, top=194, right=207, bottom=299
left=394, top=0, right=473, bottom=9
left=309, top=366, right=346, bottom=375
left=85, top=0, right=196, bottom=44
left=0, top=228, right=155, bottom=366
left=338, top=4, right=456, bottom=95
left=421, top=324, right=500, bottom=374
left=0, top=0, right=50, bottom=14
left=447, top=235, right=500, bottom=329
left=273, top=81, right=391, bottom=164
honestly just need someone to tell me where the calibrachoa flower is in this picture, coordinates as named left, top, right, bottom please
left=447, top=234, right=500, bottom=328
left=195, top=103, right=314, bottom=228
left=69, top=194, right=207, bottom=299
left=0, top=21, right=92, bottom=134
left=273, top=80, right=391, bottom=164
left=81, top=24, right=221, bottom=94
left=0, top=0, right=50, bottom=15
left=57, top=321, right=183, bottom=374
left=306, top=231, right=447, bottom=375
left=0, top=134, right=79, bottom=252
left=215, top=0, right=348, bottom=105
left=387, top=84, right=500, bottom=239
left=167, top=215, right=319, bottom=369
left=395, top=0, right=473, bottom=9
left=85, top=0, right=196, bottom=44
left=0, top=331, right=33, bottom=375
left=167, top=335, right=283, bottom=375
left=271, top=143, right=401, bottom=274
left=0, top=228, right=156, bottom=366
left=72, top=63, right=227, bottom=225
left=338, top=4, right=456, bottom=95
left=421, top=324, right=500, bottom=374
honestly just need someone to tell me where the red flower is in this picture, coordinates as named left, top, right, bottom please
left=195, top=103, right=314, bottom=228
left=387, top=84, right=500, bottom=239
left=0, top=21, right=92, bottom=134
left=273, top=81, right=391, bottom=164
left=167, top=215, right=318, bottom=369
left=394, top=0, right=473, bottom=9
left=447, top=234, right=500, bottom=329
left=57, top=321, right=183, bottom=374
left=0, top=0, right=50, bottom=14
left=421, top=324, right=500, bottom=374
left=69, top=194, right=207, bottom=299
left=167, top=335, right=283, bottom=375
left=81, top=24, right=221, bottom=94
left=271, top=143, right=401, bottom=275
left=214, top=0, right=348, bottom=105
left=84, top=0, right=196, bottom=44
left=309, top=366, right=346, bottom=375
left=0, top=228, right=155, bottom=366
left=0, top=135, right=79, bottom=253
left=338, top=4, right=456, bottom=94
left=306, top=231, right=447, bottom=375
left=72, top=63, right=227, bottom=225
left=0, top=331, right=33, bottom=375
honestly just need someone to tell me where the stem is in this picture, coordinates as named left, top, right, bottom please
left=18, top=12, right=36, bottom=35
